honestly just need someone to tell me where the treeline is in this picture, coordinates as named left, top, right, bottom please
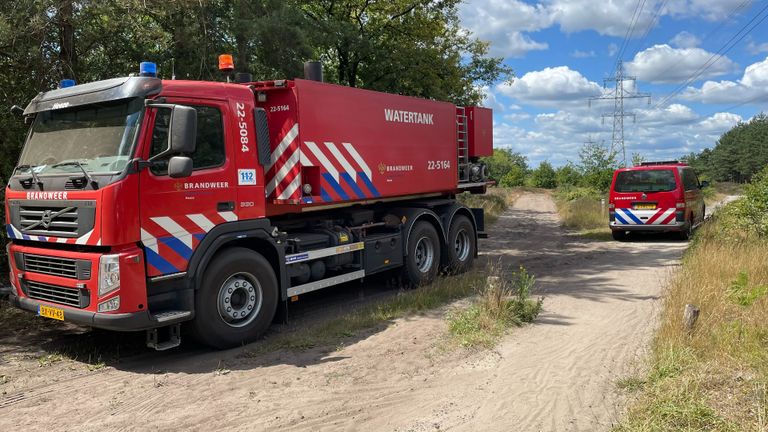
left=482, top=142, right=617, bottom=192
left=0, top=0, right=511, bottom=178
left=684, top=113, right=768, bottom=183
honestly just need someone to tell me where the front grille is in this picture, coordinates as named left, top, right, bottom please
left=24, top=254, right=77, bottom=278
left=26, top=280, right=88, bottom=308
left=8, top=199, right=96, bottom=239
left=19, top=205, right=79, bottom=236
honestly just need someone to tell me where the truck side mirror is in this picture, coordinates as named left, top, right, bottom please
left=149, top=104, right=197, bottom=162
left=168, top=156, right=193, bottom=178
left=169, top=105, right=197, bottom=154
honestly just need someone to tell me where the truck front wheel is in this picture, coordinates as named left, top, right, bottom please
left=402, top=221, right=441, bottom=287
left=446, top=215, right=476, bottom=274
left=191, top=247, right=278, bottom=349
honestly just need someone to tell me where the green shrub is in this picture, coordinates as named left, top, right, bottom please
left=733, top=166, right=768, bottom=237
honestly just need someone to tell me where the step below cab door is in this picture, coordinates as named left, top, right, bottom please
left=139, top=98, right=236, bottom=277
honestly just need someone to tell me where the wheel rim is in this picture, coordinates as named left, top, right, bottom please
left=454, top=228, right=471, bottom=262
left=414, top=236, right=435, bottom=273
left=216, top=272, right=263, bottom=328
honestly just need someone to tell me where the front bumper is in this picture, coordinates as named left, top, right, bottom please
left=9, top=292, right=158, bottom=331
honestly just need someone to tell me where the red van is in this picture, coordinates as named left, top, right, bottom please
left=608, top=161, right=708, bottom=241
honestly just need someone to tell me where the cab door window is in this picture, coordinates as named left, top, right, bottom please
left=681, top=169, right=698, bottom=191
left=149, top=105, right=225, bottom=176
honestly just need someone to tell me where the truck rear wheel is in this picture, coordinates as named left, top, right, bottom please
left=446, top=215, right=476, bottom=274
left=402, top=221, right=441, bottom=287
left=191, top=247, right=278, bottom=349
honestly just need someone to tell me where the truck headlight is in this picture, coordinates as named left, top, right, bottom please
left=99, top=255, right=120, bottom=296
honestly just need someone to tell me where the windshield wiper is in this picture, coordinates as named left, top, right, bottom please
left=13, top=164, right=43, bottom=189
left=52, top=161, right=99, bottom=190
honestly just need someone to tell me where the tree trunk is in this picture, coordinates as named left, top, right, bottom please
left=58, top=1, right=77, bottom=80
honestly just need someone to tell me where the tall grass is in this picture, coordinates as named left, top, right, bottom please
left=447, top=264, right=542, bottom=348
left=553, top=187, right=610, bottom=239
left=616, top=207, right=768, bottom=431
left=457, top=187, right=523, bottom=225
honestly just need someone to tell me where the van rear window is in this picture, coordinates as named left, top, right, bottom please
left=614, top=169, right=676, bottom=192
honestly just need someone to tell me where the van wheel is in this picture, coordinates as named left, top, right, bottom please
left=446, top=215, right=476, bottom=274
left=678, top=219, right=693, bottom=241
left=402, top=221, right=441, bottom=287
left=612, top=230, right=629, bottom=241
left=191, top=247, right=278, bottom=349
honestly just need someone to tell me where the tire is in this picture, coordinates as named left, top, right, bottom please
left=678, top=219, right=693, bottom=241
left=612, top=230, right=629, bottom=241
left=191, top=247, right=278, bottom=349
left=446, top=215, right=476, bottom=274
left=401, top=221, right=441, bottom=287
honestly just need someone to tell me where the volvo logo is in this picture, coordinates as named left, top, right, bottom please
left=21, top=206, right=75, bottom=232
left=41, top=210, right=53, bottom=228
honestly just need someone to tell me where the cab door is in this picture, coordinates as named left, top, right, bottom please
left=139, top=98, right=236, bottom=277
left=682, top=168, right=705, bottom=224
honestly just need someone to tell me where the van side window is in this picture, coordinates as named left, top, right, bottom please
left=681, top=169, right=698, bottom=191
left=150, top=105, right=225, bottom=176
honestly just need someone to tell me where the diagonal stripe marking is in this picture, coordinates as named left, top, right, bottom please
left=187, top=214, right=216, bottom=232
left=266, top=148, right=301, bottom=196
left=266, top=124, right=298, bottom=170
left=343, top=143, right=372, bottom=180
left=620, top=208, right=643, bottom=224
left=325, top=142, right=356, bottom=181
left=306, top=141, right=339, bottom=181
left=151, top=217, right=193, bottom=249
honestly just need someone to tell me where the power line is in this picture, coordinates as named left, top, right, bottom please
left=654, top=2, right=768, bottom=109
left=614, top=0, right=647, bottom=70
left=628, top=0, right=751, bottom=88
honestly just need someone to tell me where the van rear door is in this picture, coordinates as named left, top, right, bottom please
left=612, top=168, right=679, bottom=226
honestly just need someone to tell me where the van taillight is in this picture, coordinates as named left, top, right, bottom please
left=676, top=202, right=686, bottom=209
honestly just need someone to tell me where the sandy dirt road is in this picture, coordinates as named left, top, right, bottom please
left=0, top=193, right=687, bottom=431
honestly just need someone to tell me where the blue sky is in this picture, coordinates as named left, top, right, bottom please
left=458, top=0, right=768, bottom=167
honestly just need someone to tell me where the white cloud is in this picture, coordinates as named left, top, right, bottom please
left=608, top=43, right=618, bottom=57
left=665, top=0, right=754, bottom=22
left=681, top=56, right=768, bottom=104
left=497, top=66, right=602, bottom=107
left=546, top=0, right=658, bottom=37
left=459, top=0, right=552, bottom=57
left=698, top=112, right=742, bottom=132
left=670, top=31, right=700, bottom=48
left=503, top=112, right=532, bottom=121
left=570, top=50, right=596, bottom=58
left=635, top=104, right=698, bottom=126
left=626, top=44, right=738, bottom=83
left=747, top=40, right=768, bottom=55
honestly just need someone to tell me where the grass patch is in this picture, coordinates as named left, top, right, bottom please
left=553, top=187, right=610, bottom=239
left=615, top=203, right=768, bottom=431
left=447, top=265, right=542, bottom=348
left=457, top=187, right=523, bottom=225
left=242, top=271, right=486, bottom=356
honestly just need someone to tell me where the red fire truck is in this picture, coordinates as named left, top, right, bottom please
left=5, top=60, right=492, bottom=349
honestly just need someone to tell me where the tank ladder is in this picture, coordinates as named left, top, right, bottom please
left=456, top=107, right=470, bottom=183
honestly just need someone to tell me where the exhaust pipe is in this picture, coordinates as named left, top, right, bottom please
left=304, top=61, right=323, bottom=82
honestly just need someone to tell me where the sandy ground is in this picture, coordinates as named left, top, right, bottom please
left=0, top=193, right=687, bottom=431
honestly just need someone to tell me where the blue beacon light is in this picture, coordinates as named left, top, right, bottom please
left=59, top=79, right=76, bottom=88
left=139, top=62, right=157, bottom=77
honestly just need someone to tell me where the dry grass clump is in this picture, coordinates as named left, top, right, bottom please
left=457, top=187, right=523, bottom=225
left=447, top=264, right=542, bottom=348
left=616, top=209, right=768, bottom=431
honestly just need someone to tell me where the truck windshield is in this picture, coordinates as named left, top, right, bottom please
left=614, top=169, right=677, bottom=193
left=17, top=98, right=143, bottom=175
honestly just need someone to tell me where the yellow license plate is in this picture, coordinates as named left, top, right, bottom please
left=39, top=305, right=64, bottom=321
left=635, top=204, right=656, bottom=210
